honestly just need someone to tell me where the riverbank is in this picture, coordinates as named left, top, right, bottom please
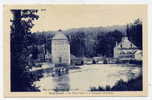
left=90, top=75, right=142, bottom=91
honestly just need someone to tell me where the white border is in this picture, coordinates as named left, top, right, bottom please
left=0, top=0, right=150, bottom=4
left=0, top=0, right=152, bottom=100
left=0, top=1, right=3, bottom=99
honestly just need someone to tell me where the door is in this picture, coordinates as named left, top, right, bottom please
left=59, top=57, right=62, bottom=63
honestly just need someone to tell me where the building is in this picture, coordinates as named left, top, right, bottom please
left=106, top=57, right=118, bottom=64
left=113, top=33, right=138, bottom=61
left=83, top=58, right=93, bottom=65
left=51, top=30, right=71, bottom=65
left=93, top=57, right=105, bottom=64
left=71, top=58, right=83, bottom=65
left=135, top=50, right=142, bottom=61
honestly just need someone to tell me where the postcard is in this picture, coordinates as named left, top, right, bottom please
left=4, top=4, right=148, bottom=97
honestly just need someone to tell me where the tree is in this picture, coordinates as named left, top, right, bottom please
left=11, top=9, right=39, bottom=91
left=128, top=18, right=142, bottom=49
left=96, top=30, right=122, bottom=57
left=69, top=32, right=86, bottom=57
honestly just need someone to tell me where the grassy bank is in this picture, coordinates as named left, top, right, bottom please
left=90, top=75, right=142, bottom=91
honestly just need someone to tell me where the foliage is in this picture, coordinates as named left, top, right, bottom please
left=128, top=18, right=142, bottom=50
left=90, top=75, right=142, bottom=91
left=11, top=9, right=39, bottom=91
left=95, top=30, right=122, bottom=57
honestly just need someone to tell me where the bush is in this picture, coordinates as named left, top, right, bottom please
left=90, top=75, right=142, bottom=91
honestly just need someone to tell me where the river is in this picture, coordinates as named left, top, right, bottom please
left=32, top=64, right=142, bottom=92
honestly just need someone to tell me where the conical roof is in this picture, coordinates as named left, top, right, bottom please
left=52, top=30, right=68, bottom=40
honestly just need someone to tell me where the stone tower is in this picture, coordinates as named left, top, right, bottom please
left=51, top=30, right=70, bottom=65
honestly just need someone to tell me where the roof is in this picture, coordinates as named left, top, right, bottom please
left=52, top=30, right=68, bottom=40
left=116, top=37, right=137, bottom=49
left=135, top=50, right=142, bottom=54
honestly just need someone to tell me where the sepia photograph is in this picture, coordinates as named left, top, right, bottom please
left=4, top=4, right=148, bottom=97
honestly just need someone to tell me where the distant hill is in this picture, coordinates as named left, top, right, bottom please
left=64, top=25, right=126, bottom=35
left=33, top=25, right=126, bottom=36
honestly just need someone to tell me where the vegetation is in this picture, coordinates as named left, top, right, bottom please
left=90, top=75, right=142, bottom=91
left=11, top=9, right=39, bottom=91
left=128, top=18, right=142, bottom=50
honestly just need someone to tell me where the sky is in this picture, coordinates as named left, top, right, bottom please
left=31, top=5, right=147, bottom=32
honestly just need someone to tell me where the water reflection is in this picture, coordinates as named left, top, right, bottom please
left=52, top=74, right=70, bottom=92
left=33, top=64, right=141, bottom=92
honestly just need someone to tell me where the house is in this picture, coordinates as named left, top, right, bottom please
left=93, top=57, right=105, bottom=64
left=51, top=30, right=71, bottom=65
left=70, top=54, right=81, bottom=65
left=106, top=57, right=118, bottom=64
left=135, top=50, right=142, bottom=61
left=71, top=58, right=83, bottom=65
left=113, top=28, right=139, bottom=62
left=83, top=58, right=93, bottom=65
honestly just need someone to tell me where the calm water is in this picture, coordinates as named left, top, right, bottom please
left=32, top=64, right=141, bottom=92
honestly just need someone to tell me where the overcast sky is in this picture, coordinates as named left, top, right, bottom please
left=31, top=5, right=147, bottom=32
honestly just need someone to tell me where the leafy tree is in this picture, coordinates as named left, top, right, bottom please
left=96, top=30, right=122, bottom=57
left=128, top=18, right=142, bottom=49
left=69, top=32, right=86, bottom=57
left=11, top=9, right=39, bottom=91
